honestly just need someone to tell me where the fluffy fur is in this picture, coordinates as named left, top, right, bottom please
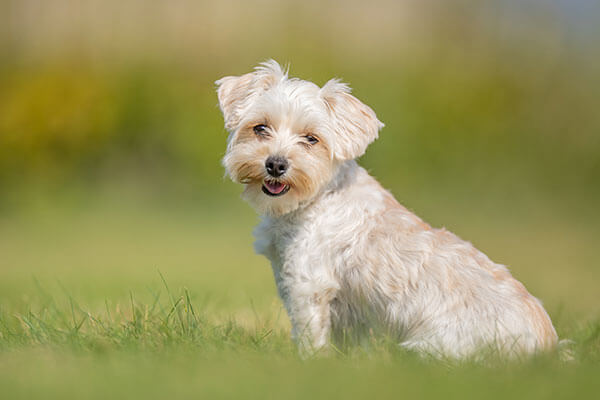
left=216, top=60, right=558, bottom=358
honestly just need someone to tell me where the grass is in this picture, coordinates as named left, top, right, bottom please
left=0, top=275, right=290, bottom=354
left=1, top=188, right=599, bottom=399
left=0, top=279, right=599, bottom=400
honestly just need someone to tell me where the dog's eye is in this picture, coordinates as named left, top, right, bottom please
left=303, top=135, right=319, bottom=145
left=253, top=124, right=268, bottom=136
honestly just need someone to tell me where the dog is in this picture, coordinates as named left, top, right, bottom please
left=216, top=60, right=558, bottom=358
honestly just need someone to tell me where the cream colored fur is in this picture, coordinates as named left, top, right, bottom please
left=216, top=60, right=558, bottom=358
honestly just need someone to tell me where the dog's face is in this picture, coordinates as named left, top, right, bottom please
left=216, top=60, right=383, bottom=216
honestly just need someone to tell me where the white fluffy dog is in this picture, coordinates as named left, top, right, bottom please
left=216, top=60, right=558, bottom=358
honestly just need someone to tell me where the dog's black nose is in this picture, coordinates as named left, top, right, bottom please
left=265, top=156, right=288, bottom=177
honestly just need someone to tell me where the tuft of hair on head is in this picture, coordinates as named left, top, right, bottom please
left=254, top=59, right=289, bottom=81
left=320, top=78, right=384, bottom=160
left=215, top=60, right=288, bottom=132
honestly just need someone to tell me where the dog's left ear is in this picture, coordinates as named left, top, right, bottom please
left=320, top=79, right=384, bottom=160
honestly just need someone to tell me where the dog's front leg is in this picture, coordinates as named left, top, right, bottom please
left=282, top=281, right=337, bottom=356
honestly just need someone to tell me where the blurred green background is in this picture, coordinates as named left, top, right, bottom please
left=1, top=0, right=599, bottom=315
left=2, top=0, right=600, bottom=315
left=0, top=1, right=599, bottom=396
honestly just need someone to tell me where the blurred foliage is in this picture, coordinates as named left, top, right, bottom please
left=0, top=0, right=598, bottom=203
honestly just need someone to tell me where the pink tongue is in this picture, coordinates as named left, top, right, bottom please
left=265, top=181, right=285, bottom=194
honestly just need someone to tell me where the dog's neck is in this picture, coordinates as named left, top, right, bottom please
left=322, top=159, right=359, bottom=194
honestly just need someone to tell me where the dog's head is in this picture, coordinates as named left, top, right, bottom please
left=216, top=60, right=383, bottom=216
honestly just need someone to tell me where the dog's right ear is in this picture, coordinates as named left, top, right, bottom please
left=216, top=60, right=287, bottom=132
left=215, top=73, right=255, bottom=132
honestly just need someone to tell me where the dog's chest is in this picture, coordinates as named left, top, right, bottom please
left=253, top=215, right=323, bottom=270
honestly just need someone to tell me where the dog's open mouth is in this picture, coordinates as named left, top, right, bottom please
left=262, top=179, right=290, bottom=197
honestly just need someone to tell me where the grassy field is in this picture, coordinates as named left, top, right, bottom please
left=1, top=186, right=599, bottom=399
